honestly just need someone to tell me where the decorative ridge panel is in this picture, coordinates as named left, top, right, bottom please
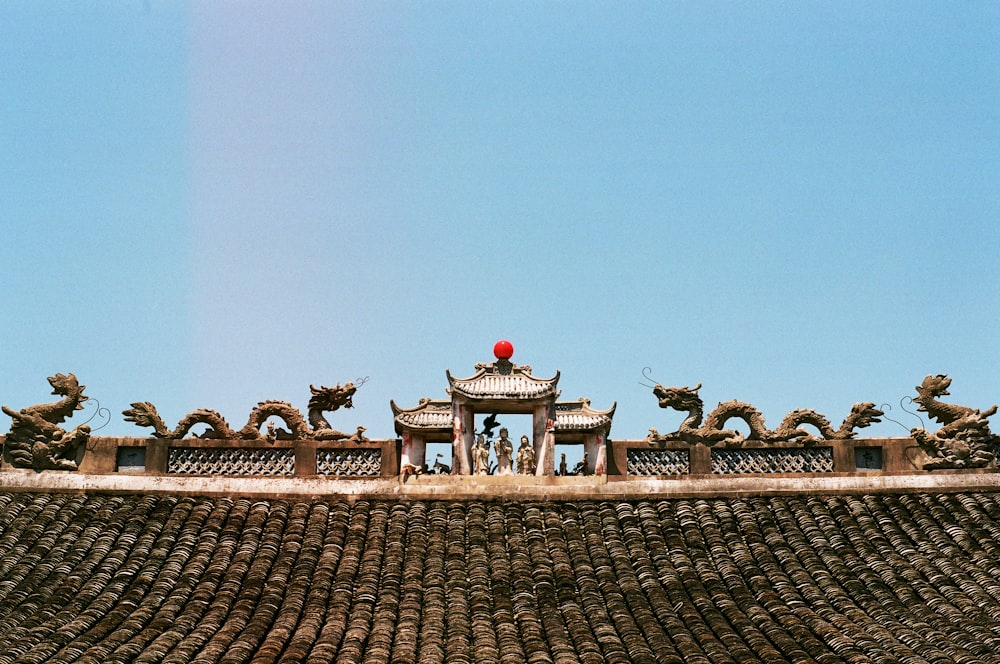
left=627, top=448, right=690, bottom=475
left=711, top=447, right=834, bottom=474
left=166, top=447, right=296, bottom=476
left=316, top=448, right=381, bottom=476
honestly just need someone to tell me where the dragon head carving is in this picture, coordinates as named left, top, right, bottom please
left=48, top=373, right=88, bottom=413
left=909, top=374, right=998, bottom=469
left=2, top=372, right=91, bottom=470
left=309, top=383, right=357, bottom=412
left=915, top=374, right=951, bottom=404
left=307, top=382, right=360, bottom=433
left=913, top=374, right=978, bottom=425
left=653, top=383, right=703, bottom=413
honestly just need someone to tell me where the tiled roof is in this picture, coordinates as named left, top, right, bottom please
left=391, top=399, right=452, bottom=431
left=555, top=399, right=616, bottom=431
left=447, top=364, right=559, bottom=401
left=392, top=399, right=616, bottom=433
left=2, top=491, right=1000, bottom=662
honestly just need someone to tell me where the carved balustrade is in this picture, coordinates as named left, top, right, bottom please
left=608, top=437, right=928, bottom=478
left=17, top=436, right=400, bottom=478
left=0, top=433, right=971, bottom=481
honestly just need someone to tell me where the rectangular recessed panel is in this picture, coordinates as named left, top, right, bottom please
left=854, top=446, right=883, bottom=470
left=116, top=447, right=146, bottom=473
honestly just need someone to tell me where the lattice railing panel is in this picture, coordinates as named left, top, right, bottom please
left=627, top=449, right=690, bottom=476
left=316, top=448, right=382, bottom=476
left=712, top=447, right=834, bottom=474
left=167, top=448, right=296, bottom=476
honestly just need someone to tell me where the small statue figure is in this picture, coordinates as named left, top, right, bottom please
left=516, top=435, right=535, bottom=475
left=573, top=453, right=589, bottom=476
left=473, top=434, right=491, bottom=475
left=559, top=453, right=568, bottom=476
left=494, top=427, right=514, bottom=475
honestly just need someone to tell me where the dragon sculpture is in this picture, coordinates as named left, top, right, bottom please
left=2, top=373, right=91, bottom=470
left=123, top=382, right=367, bottom=442
left=649, top=382, right=883, bottom=447
left=910, top=374, right=998, bottom=469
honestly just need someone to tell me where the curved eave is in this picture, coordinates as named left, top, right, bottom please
left=555, top=413, right=611, bottom=431
left=390, top=399, right=451, bottom=416
left=447, top=368, right=560, bottom=401
left=391, top=399, right=453, bottom=433
left=555, top=400, right=616, bottom=432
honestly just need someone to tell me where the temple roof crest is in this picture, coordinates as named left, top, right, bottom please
left=446, top=360, right=560, bottom=401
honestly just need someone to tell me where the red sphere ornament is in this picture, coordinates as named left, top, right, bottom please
left=493, top=339, right=514, bottom=360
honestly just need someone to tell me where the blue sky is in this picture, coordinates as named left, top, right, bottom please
left=1, top=3, right=997, bottom=444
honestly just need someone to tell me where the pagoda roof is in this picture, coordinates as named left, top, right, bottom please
left=446, top=360, right=560, bottom=401
left=554, top=398, right=616, bottom=431
left=392, top=396, right=615, bottom=434
left=391, top=398, right=452, bottom=433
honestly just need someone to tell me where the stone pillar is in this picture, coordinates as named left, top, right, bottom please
left=381, top=438, right=400, bottom=477
left=401, top=431, right=413, bottom=468
left=689, top=444, right=712, bottom=475
left=461, top=406, right=475, bottom=475
left=146, top=439, right=168, bottom=474
left=400, top=432, right=427, bottom=471
left=451, top=403, right=475, bottom=475
left=295, top=440, right=317, bottom=476
left=532, top=404, right=547, bottom=454
left=590, top=431, right=608, bottom=475
left=451, top=409, right=469, bottom=475
left=607, top=438, right=627, bottom=477
left=536, top=417, right=556, bottom=476
left=452, top=407, right=467, bottom=475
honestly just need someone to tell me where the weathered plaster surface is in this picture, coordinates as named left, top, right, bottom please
left=0, top=468, right=997, bottom=501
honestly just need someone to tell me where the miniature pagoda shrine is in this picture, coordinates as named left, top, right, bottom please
left=392, top=340, right=615, bottom=475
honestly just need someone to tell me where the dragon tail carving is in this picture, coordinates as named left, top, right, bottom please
left=839, top=402, right=884, bottom=438
left=123, top=403, right=236, bottom=439
left=122, top=402, right=173, bottom=437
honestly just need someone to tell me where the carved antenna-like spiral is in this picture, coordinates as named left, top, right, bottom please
left=639, top=367, right=660, bottom=389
